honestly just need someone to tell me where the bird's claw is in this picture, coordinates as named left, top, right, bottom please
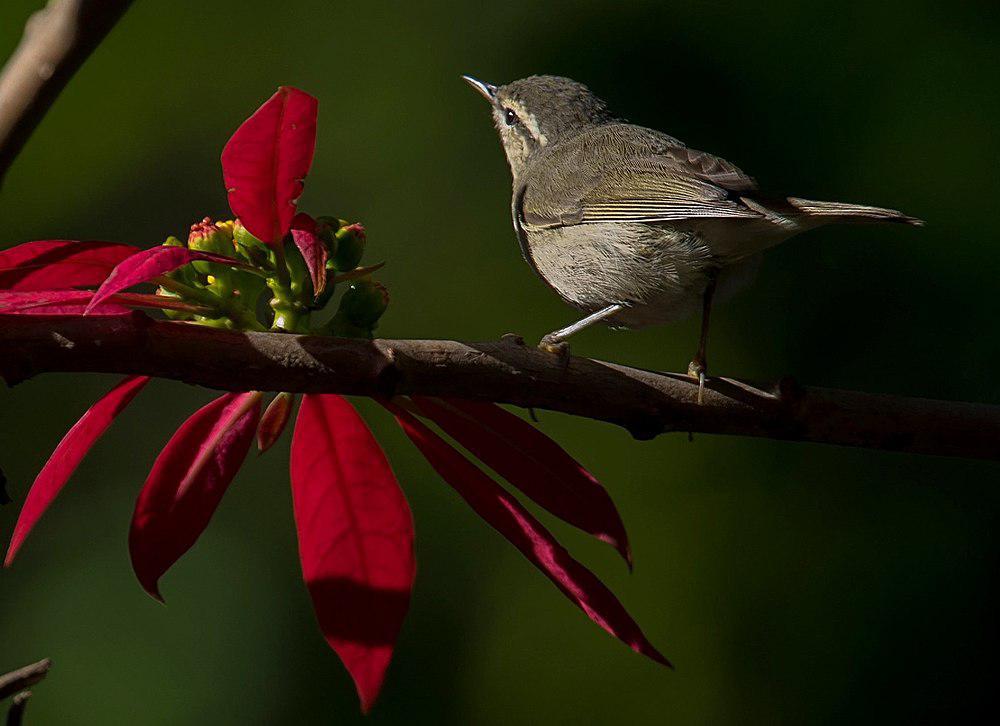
left=500, top=332, right=525, bottom=346
left=687, top=359, right=707, bottom=404
left=538, top=335, right=571, bottom=363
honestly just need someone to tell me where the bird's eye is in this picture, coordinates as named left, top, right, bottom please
left=503, top=108, right=519, bottom=126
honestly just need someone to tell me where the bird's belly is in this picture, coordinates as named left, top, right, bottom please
left=525, top=223, right=715, bottom=328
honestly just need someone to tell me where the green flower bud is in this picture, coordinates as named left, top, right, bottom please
left=313, top=215, right=341, bottom=258
left=188, top=218, right=237, bottom=287
left=334, top=279, right=388, bottom=330
left=331, top=223, right=366, bottom=272
left=188, top=217, right=235, bottom=257
left=233, top=219, right=274, bottom=268
left=163, top=235, right=185, bottom=248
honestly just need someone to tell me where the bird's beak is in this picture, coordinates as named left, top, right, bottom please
left=462, top=75, right=497, bottom=103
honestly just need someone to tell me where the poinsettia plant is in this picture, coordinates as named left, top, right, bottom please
left=0, top=87, right=666, bottom=712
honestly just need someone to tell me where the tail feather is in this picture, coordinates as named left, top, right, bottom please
left=787, top=197, right=924, bottom=226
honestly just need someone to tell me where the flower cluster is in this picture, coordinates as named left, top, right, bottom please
left=155, top=213, right=383, bottom=337
left=0, top=87, right=665, bottom=713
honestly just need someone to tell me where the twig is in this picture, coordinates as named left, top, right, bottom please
left=0, top=0, right=134, bottom=186
left=0, top=660, right=50, bottom=702
left=1, top=315, right=998, bottom=461
left=6, top=692, right=30, bottom=726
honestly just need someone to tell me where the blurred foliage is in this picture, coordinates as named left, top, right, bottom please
left=1, top=0, right=999, bottom=723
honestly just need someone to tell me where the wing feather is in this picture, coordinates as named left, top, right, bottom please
left=521, top=124, right=761, bottom=229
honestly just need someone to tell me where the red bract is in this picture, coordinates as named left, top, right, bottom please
left=291, top=395, right=415, bottom=713
left=129, top=392, right=262, bottom=600
left=85, top=246, right=251, bottom=314
left=222, top=87, right=318, bottom=244
left=0, top=240, right=136, bottom=291
left=0, top=290, right=210, bottom=317
left=411, top=396, right=632, bottom=567
left=4, top=375, right=150, bottom=566
left=257, top=392, right=294, bottom=452
left=290, top=213, right=328, bottom=296
left=0, top=289, right=131, bottom=316
left=385, top=401, right=668, bottom=667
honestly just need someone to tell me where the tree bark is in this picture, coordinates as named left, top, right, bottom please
left=1, top=314, right=997, bottom=461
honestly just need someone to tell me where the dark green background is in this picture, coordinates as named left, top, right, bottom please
left=2, top=1, right=998, bottom=723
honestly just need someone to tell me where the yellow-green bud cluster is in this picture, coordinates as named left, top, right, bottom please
left=153, top=213, right=388, bottom=338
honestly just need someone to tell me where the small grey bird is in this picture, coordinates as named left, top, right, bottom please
left=463, top=74, right=921, bottom=397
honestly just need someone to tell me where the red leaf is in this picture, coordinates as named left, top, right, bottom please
left=129, top=392, right=261, bottom=600
left=0, top=290, right=213, bottom=317
left=85, top=246, right=248, bottom=314
left=0, top=290, right=131, bottom=316
left=291, top=394, right=415, bottom=713
left=221, top=87, right=318, bottom=244
left=384, top=401, right=669, bottom=667
left=412, top=397, right=632, bottom=567
left=257, top=392, right=295, bottom=453
left=0, top=240, right=137, bottom=291
left=4, top=376, right=150, bottom=566
left=290, top=213, right=327, bottom=296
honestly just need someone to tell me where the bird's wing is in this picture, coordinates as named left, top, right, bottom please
left=521, top=125, right=763, bottom=229
left=656, top=144, right=758, bottom=193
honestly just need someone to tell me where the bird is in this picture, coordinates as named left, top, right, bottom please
left=462, top=74, right=922, bottom=400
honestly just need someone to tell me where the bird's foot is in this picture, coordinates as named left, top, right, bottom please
left=500, top=332, right=526, bottom=346
left=538, top=334, right=571, bottom=364
left=687, top=359, right=707, bottom=405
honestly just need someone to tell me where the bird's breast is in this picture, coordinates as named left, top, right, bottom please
left=522, top=222, right=716, bottom=324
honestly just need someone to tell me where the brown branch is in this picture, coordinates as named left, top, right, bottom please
left=0, top=0, right=134, bottom=186
left=6, top=692, right=31, bottom=726
left=1, top=314, right=998, bottom=461
left=0, top=660, right=50, bottom=702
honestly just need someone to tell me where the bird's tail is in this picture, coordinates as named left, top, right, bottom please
left=786, top=197, right=924, bottom=226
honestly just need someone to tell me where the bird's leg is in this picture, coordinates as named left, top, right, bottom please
left=687, top=271, right=718, bottom=404
left=539, top=303, right=625, bottom=357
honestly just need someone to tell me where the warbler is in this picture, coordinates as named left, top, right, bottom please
left=463, top=74, right=921, bottom=398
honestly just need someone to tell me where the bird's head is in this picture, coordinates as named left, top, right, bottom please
left=462, top=74, right=613, bottom=178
